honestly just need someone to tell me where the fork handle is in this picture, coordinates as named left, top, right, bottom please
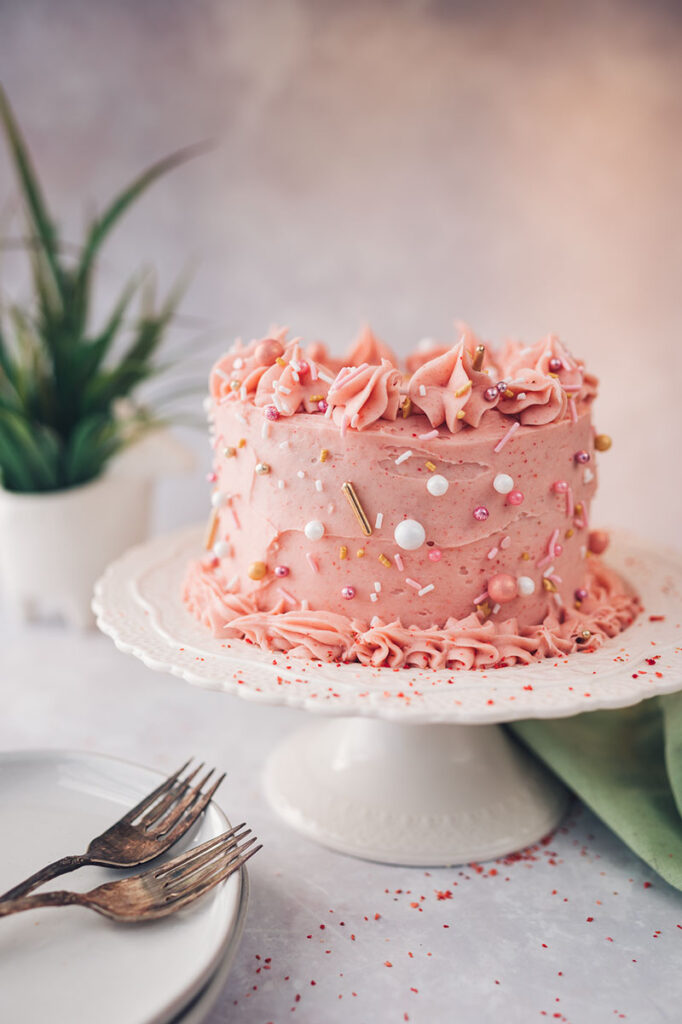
left=0, top=854, right=89, bottom=901
left=0, top=890, right=86, bottom=918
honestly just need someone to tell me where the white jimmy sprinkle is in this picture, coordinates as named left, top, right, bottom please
left=419, top=384, right=427, bottom=397
left=517, top=392, right=527, bottom=400
left=374, top=581, right=381, bottom=593
left=277, top=384, right=292, bottom=395
left=227, top=575, right=239, bottom=590
left=236, top=412, right=247, bottom=425
left=317, top=370, right=334, bottom=384
left=543, top=565, right=555, bottom=578
left=492, top=603, right=501, bottom=614
left=395, top=450, right=413, bottom=466
left=279, top=440, right=290, bottom=450
left=370, top=592, right=378, bottom=602
left=233, top=358, right=244, bottom=370
left=301, top=599, right=310, bottom=610
left=290, top=359, right=301, bottom=372
left=213, top=368, right=229, bottom=382
left=278, top=479, right=286, bottom=490
left=240, top=385, right=247, bottom=401
left=315, top=479, right=323, bottom=492
left=297, top=470, right=306, bottom=479
left=375, top=512, right=384, bottom=529
left=418, top=584, right=435, bottom=597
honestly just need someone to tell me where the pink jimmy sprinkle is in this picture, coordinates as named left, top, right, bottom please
left=473, top=590, right=489, bottom=605
left=394, top=553, right=404, bottom=571
left=324, top=401, right=333, bottom=419
left=566, top=485, right=575, bottom=518
left=231, top=507, right=241, bottom=529
left=500, top=535, right=511, bottom=549
left=419, top=429, right=440, bottom=441
left=549, top=573, right=563, bottom=586
left=405, top=578, right=422, bottom=590
left=563, top=384, right=581, bottom=393
left=309, top=360, right=318, bottom=381
left=277, top=587, right=296, bottom=605
left=493, top=420, right=520, bottom=453
left=568, top=398, right=578, bottom=424
left=306, top=553, right=319, bottom=574
left=340, top=414, right=348, bottom=437
left=487, top=546, right=499, bottom=560
left=536, top=552, right=554, bottom=569
left=548, top=528, right=560, bottom=557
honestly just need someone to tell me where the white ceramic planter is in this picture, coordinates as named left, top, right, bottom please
left=0, top=430, right=194, bottom=629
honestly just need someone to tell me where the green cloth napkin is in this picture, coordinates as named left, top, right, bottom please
left=508, top=692, right=682, bottom=890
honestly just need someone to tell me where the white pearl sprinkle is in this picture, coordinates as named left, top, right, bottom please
left=517, top=576, right=536, bottom=596
left=211, top=491, right=227, bottom=509
left=213, top=540, right=230, bottom=558
left=426, top=474, right=449, bottom=497
left=493, top=473, right=514, bottom=494
left=394, top=519, right=426, bottom=551
left=304, top=520, right=325, bottom=541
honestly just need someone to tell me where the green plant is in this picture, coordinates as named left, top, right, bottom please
left=0, top=86, right=205, bottom=493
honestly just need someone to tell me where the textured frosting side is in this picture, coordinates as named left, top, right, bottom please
left=184, top=555, right=639, bottom=668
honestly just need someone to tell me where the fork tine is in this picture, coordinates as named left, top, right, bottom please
left=120, top=759, right=193, bottom=824
left=152, top=772, right=226, bottom=843
left=153, top=820, right=246, bottom=879
left=160, top=828, right=252, bottom=887
left=145, top=767, right=216, bottom=838
left=163, top=840, right=261, bottom=908
left=137, top=763, right=205, bottom=828
left=167, top=836, right=259, bottom=894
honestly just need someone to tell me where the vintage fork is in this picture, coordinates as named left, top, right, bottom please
left=0, top=824, right=260, bottom=922
left=0, top=759, right=225, bottom=901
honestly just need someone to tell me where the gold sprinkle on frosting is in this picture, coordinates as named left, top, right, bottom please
left=341, top=481, right=372, bottom=536
left=339, top=545, right=348, bottom=560
left=542, top=578, right=558, bottom=592
left=356, top=548, right=365, bottom=558
left=425, top=461, right=437, bottom=472
left=472, top=345, right=486, bottom=371
left=320, top=448, right=329, bottom=462
left=476, top=600, right=492, bottom=619
left=456, top=410, right=465, bottom=420
left=454, top=381, right=472, bottom=398
left=401, top=396, right=412, bottom=418
left=204, top=509, right=219, bottom=550
left=565, top=528, right=575, bottom=539
left=223, top=446, right=236, bottom=458
left=521, top=552, right=531, bottom=561
left=378, top=554, right=392, bottom=568
left=275, top=356, right=286, bottom=367
left=595, top=434, right=612, bottom=451
left=238, top=438, right=246, bottom=448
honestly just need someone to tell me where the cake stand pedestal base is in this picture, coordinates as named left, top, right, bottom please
left=264, top=717, right=568, bottom=866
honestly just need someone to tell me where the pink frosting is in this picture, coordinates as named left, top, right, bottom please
left=253, top=340, right=333, bottom=415
left=184, top=555, right=639, bottom=669
left=408, top=343, right=472, bottom=432
left=497, top=368, right=568, bottom=425
left=327, top=359, right=402, bottom=430
left=344, top=325, right=398, bottom=368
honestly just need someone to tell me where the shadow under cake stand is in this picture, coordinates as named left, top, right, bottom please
left=94, top=527, right=682, bottom=867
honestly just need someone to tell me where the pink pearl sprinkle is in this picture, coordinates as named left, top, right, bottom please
left=575, top=587, right=588, bottom=602
left=428, top=549, right=442, bottom=562
left=274, top=565, right=289, bottom=577
left=484, top=386, right=499, bottom=402
left=341, top=586, right=356, bottom=599
left=264, top=405, right=280, bottom=421
left=507, top=490, right=524, bottom=505
left=574, top=450, right=590, bottom=464
left=554, top=543, right=563, bottom=556
left=548, top=357, right=562, bottom=373
left=317, top=399, right=328, bottom=413
left=206, top=472, right=217, bottom=482
left=473, top=506, right=489, bottom=522
left=298, top=360, right=310, bottom=376
left=487, top=573, right=518, bottom=604
left=553, top=480, right=569, bottom=493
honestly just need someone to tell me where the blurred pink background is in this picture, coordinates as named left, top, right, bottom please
left=1, top=0, right=680, bottom=545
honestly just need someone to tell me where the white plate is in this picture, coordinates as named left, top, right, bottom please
left=0, top=750, right=244, bottom=1024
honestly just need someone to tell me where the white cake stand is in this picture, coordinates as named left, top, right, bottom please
left=94, top=527, right=682, bottom=866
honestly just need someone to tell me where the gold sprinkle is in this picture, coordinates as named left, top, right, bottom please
left=425, top=461, right=437, bottom=472
left=341, top=481, right=372, bottom=536
left=521, top=552, right=531, bottom=561
left=238, top=438, right=246, bottom=448
left=543, top=578, right=558, bottom=592
left=401, top=396, right=412, bottom=418
left=378, top=554, right=392, bottom=568
left=339, top=545, right=348, bottom=560
left=309, top=394, right=324, bottom=403
left=276, top=356, right=286, bottom=367
left=565, top=528, right=575, bottom=539
left=595, top=434, right=612, bottom=452
left=320, top=448, right=329, bottom=462
left=248, top=561, right=267, bottom=580
left=255, top=462, right=270, bottom=475
left=456, top=410, right=466, bottom=420
left=204, top=509, right=219, bottom=550
left=575, top=502, right=584, bottom=515
left=223, top=446, right=236, bottom=458
left=504, top=388, right=514, bottom=398
left=576, top=628, right=592, bottom=644
left=472, top=345, right=486, bottom=372
left=453, top=381, right=472, bottom=398
left=548, top=371, right=559, bottom=378
left=356, top=548, right=365, bottom=558
left=476, top=600, right=492, bottom=619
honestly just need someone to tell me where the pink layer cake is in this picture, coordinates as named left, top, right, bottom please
left=184, top=325, right=639, bottom=668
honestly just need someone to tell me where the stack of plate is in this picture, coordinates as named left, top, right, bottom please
left=0, top=751, right=249, bottom=1024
